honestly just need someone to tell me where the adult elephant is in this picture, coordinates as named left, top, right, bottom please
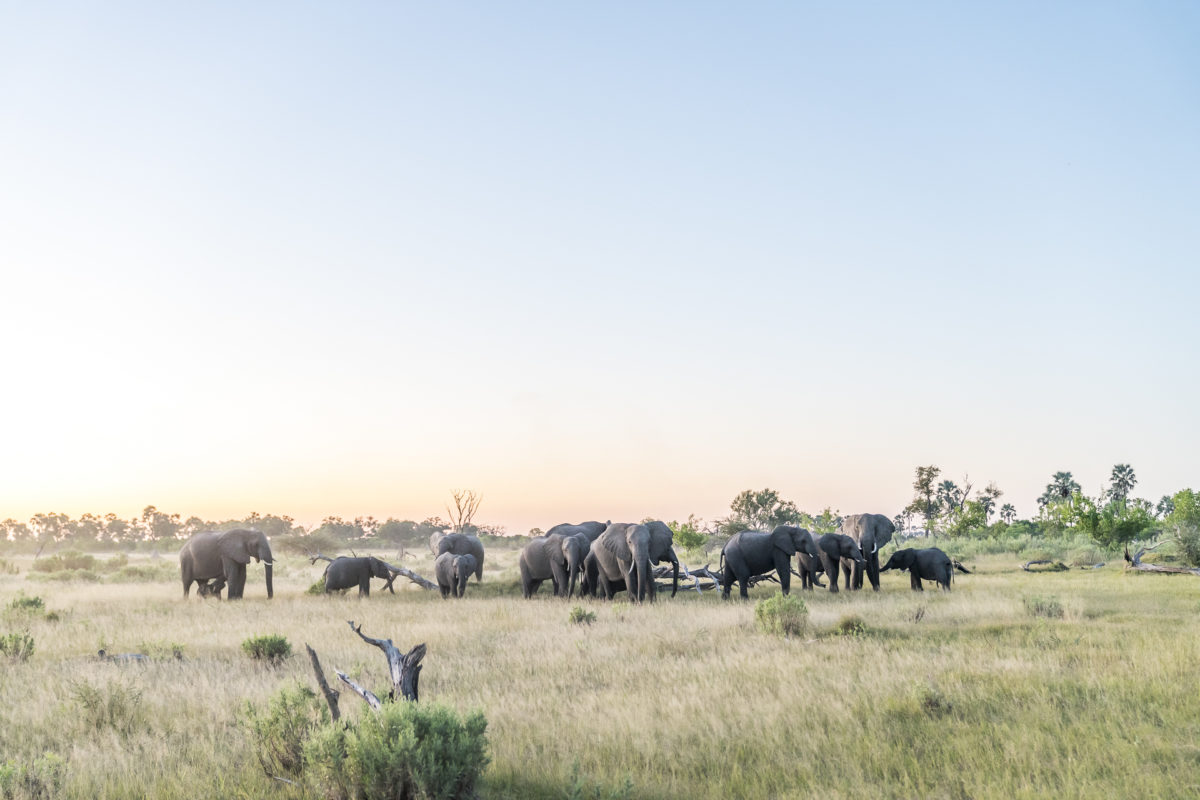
left=881, top=547, right=958, bottom=591
left=544, top=520, right=609, bottom=543
left=180, top=529, right=273, bottom=599
left=839, top=513, right=896, bottom=591
left=435, top=533, right=485, bottom=581
left=720, top=525, right=818, bottom=599
left=324, top=556, right=393, bottom=597
left=519, top=533, right=590, bottom=598
left=817, top=533, right=866, bottom=594
left=587, top=521, right=678, bottom=602
left=434, top=553, right=477, bottom=598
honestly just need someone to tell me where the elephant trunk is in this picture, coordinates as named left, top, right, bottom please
left=669, top=549, right=679, bottom=598
left=637, top=555, right=651, bottom=603
left=264, top=562, right=274, bottom=599
left=457, top=567, right=469, bottom=598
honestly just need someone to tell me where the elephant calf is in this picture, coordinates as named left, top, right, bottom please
left=435, top=553, right=477, bottom=598
left=816, top=533, right=866, bottom=593
left=880, top=547, right=955, bottom=591
left=324, top=556, right=393, bottom=597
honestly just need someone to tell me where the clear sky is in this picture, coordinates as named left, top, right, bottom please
left=2, top=2, right=1197, bottom=534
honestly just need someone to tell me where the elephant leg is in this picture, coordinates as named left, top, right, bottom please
left=774, top=553, right=791, bottom=596
left=721, top=570, right=733, bottom=600
left=550, top=559, right=569, bottom=598
left=841, top=560, right=853, bottom=591
left=867, top=554, right=881, bottom=591
left=910, top=572, right=923, bottom=591
left=359, top=576, right=370, bottom=597
left=820, top=554, right=839, bottom=593
left=519, top=561, right=534, bottom=599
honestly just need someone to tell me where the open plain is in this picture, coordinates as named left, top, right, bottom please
left=1, top=547, right=1199, bottom=800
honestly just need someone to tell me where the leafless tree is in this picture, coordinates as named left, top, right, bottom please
left=446, top=490, right=483, bottom=534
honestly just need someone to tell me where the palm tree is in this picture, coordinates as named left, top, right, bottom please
left=936, top=480, right=962, bottom=512
left=1046, top=471, right=1081, bottom=502
left=1108, top=464, right=1137, bottom=505
left=1157, top=495, right=1175, bottom=518
left=1000, top=504, right=1017, bottom=524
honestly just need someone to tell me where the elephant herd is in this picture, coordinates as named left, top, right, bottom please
left=178, top=514, right=965, bottom=602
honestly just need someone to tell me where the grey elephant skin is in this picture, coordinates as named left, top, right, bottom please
left=519, top=533, right=591, bottom=598
left=324, top=556, right=392, bottom=597
left=816, top=533, right=866, bottom=593
left=720, top=525, right=818, bottom=599
left=545, top=521, right=609, bottom=543
left=434, top=552, right=477, bottom=598
left=180, top=529, right=273, bottom=599
left=435, top=533, right=485, bottom=581
left=881, top=547, right=957, bottom=591
left=839, top=513, right=896, bottom=591
left=585, top=521, right=678, bottom=602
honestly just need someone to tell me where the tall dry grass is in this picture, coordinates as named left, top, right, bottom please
left=0, top=550, right=1198, bottom=799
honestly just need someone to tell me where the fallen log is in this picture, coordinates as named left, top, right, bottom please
left=1022, top=560, right=1068, bottom=572
left=1124, top=547, right=1200, bottom=576
left=377, top=560, right=438, bottom=592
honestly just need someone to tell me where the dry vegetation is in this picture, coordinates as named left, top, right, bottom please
left=1, top=546, right=1199, bottom=799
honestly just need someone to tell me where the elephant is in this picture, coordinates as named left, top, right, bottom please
left=719, top=525, right=818, bottom=599
left=519, top=533, right=591, bottom=598
left=323, top=556, right=393, bottom=597
left=816, top=533, right=866, bottom=593
left=586, top=521, right=679, bottom=602
left=544, top=520, right=610, bottom=543
left=435, top=533, right=485, bottom=581
left=839, top=513, right=896, bottom=591
left=434, top=552, right=477, bottom=598
left=180, top=528, right=273, bottom=599
left=196, top=577, right=226, bottom=599
left=881, top=547, right=962, bottom=591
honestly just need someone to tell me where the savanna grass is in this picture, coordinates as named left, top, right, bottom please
left=0, top=550, right=1197, bottom=799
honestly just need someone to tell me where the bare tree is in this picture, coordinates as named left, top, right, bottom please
left=446, top=490, right=483, bottom=534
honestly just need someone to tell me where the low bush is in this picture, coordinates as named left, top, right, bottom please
left=0, top=631, right=34, bottom=662
left=241, top=684, right=330, bottom=778
left=243, top=634, right=292, bottom=664
left=304, top=702, right=489, bottom=800
left=1024, top=595, right=1065, bottom=619
left=754, top=594, right=808, bottom=638
left=27, top=569, right=102, bottom=583
left=30, top=550, right=96, bottom=572
left=834, top=614, right=869, bottom=637
left=0, top=753, right=66, bottom=799
left=568, top=606, right=596, bottom=625
left=307, top=577, right=326, bottom=595
left=7, top=595, right=44, bottom=614
left=69, top=680, right=144, bottom=736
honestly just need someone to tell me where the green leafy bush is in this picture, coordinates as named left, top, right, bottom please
left=568, top=606, right=596, bottom=626
left=70, top=680, right=144, bottom=735
left=243, top=634, right=292, bottom=664
left=0, top=753, right=66, bottom=799
left=754, top=594, right=808, bottom=638
left=7, top=595, right=44, bottom=614
left=0, top=632, right=34, bottom=662
left=241, top=684, right=330, bottom=778
left=30, top=550, right=96, bottom=572
left=307, top=577, right=327, bottom=595
left=304, top=702, right=489, bottom=800
left=834, top=614, right=869, bottom=637
left=1024, top=595, right=1065, bottom=619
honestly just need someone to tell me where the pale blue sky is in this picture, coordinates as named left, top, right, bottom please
left=2, top=2, right=1197, bottom=533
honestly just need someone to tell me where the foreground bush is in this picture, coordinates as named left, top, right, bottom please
left=754, top=594, right=808, bottom=638
left=304, top=702, right=489, bottom=800
left=0, top=632, right=34, bottom=662
left=242, top=684, right=330, bottom=778
left=243, top=634, right=292, bottom=664
left=0, top=753, right=66, bottom=799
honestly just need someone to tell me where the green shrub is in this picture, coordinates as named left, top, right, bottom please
left=304, top=702, right=489, bottom=800
left=243, top=634, right=292, bottom=664
left=242, top=684, right=330, bottom=778
left=69, top=680, right=144, bottom=735
left=307, top=577, right=326, bottom=595
left=30, top=550, right=96, bottom=572
left=7, top=595, right=44, bottom=614
left=1024, top=595, right=1065, bottom=619
left=138, top=640, right=184, bottom=660
left=754, top=594, right=809, bottom=638
left=568, top=606, right=596, bottom=626
left=834, top=614, right=869, bottom=637
left=0, top=753, right=66, bottom=799
left=0, top=632, right=34, bottom=662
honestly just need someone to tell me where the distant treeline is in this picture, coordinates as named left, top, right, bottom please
left=0, top=506, right=506, bottom=551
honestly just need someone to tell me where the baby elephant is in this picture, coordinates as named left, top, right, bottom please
left=880, top=547, right=956, bottom=591
left=434, top=552, right=477, bottom=599
left=324, top=556, right=393, bottom=597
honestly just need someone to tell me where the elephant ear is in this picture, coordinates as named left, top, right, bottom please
left=646, top=521, right=674, bottom=560
left=771, top=527, right=797, bottom=556
left=598, top=524, right=632, bottom=562
left=220, top=530, right=253, bottom=565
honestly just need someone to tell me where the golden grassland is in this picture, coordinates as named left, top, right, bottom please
left=1, top=546, right=1199, bottom=799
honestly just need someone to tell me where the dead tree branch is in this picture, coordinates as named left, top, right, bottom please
left=336, top=670, right=383, bottom=710
left=377, top=560, right=437, bottom=592
left=1124, top=547, right=1200, bottom=576
left=446, top=489, right=483, bottom=533
left=305, top=643, right=340, bottom=722
left=346, top=621, right=426, bottom=702
left=1023, top=560, right=1068, bottom=572
left=307, top=550, right=335, bottom=566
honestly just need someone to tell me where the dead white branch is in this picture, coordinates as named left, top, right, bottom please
left=1124, top=547, right=1200, bottom=576
left=346, top=620, right=427, bottom=702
